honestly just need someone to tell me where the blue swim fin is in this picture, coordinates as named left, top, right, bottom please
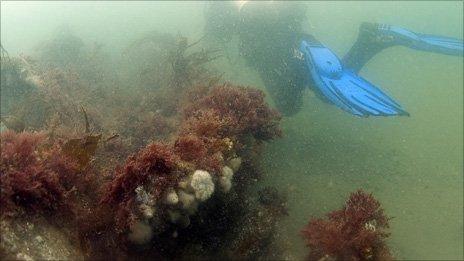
left=300, top=38, right=409, bottom=117
left=377, top=24, right=463, bottom=56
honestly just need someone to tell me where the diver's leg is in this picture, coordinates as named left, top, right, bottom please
left=342, top=23, right=395, bottom=73
left=299, top=35, right=408, bottom=117
left=343, top=22, right=463, bottom=73
left=258, top=59, right=307, bottom=116
left=375, top=24, right=463, bottom=56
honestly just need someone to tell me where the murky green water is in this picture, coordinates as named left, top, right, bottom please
left=225, top=2, right=463, bottom=259
left=2, top=1, right=462, bottom=260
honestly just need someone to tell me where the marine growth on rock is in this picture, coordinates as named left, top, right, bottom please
left=301, top=189, right=393, bottom=261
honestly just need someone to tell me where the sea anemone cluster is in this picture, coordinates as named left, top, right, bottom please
left=99, top=83, right=282, bottom=246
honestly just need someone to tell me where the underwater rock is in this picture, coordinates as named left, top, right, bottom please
left=177, top=214, right=191, bottom=229
left=0, top=57, right=37, bottom=116
left=0, top=218, right=84, bottom=260
left=128, top=221, right=153, bottom=245
left=1, top=29, right=285, bottom=260
left=168, top=210, right=181, bottom=224
left=228, top=193, right=288, bottom=260
left=190, top=170, right=215, bottom=202
left=258, top=186, right=288, bottom=216
left=36, top=27, right=85, bottom=68
left=0, top=116, right=26, bottom=132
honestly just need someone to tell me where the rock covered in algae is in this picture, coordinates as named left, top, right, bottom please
left=128, top=221, right=153, bottom=245
left=0, top=218, right=84, bottom=260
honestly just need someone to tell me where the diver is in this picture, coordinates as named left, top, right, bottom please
left=204, top=2, right=463, bottom=117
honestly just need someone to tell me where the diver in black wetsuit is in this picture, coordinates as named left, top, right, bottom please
left=204, top=2, right=463, bottom=117
left=205, top=1, right=308, bottom=116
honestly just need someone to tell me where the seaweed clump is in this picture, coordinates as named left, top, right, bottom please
left=100, top=82, right=283, bottom=235
left=0, top=131, right=80, bottom=217
left=176, top=84, right=282, bottom=172
left=301, top=189, right=393, bottom=261
left=184, top=84, right=282, bottom=141
left=1, top=29, right=288, bottom=260
left=101, top=142, right=180, bottom=231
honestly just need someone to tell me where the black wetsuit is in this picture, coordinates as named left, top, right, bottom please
left=205, top=3, right=390, bottom=116
left=235, top=2, right=308, bottom=116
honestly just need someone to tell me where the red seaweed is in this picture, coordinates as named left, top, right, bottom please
left=1, top=32, right=286, bottom=260
left=301, top=189, right=393, bottom=261
left=184, top=84, right=282, bottom=141
left=0, top=130, right=81, bottom=217
left=99, top=83, right=283, bottom=232
left=173, top=84, right=282, bottom=172
left=100, top=141, right=180, bottom=230
left=174, top=134, right=208, bottom=162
